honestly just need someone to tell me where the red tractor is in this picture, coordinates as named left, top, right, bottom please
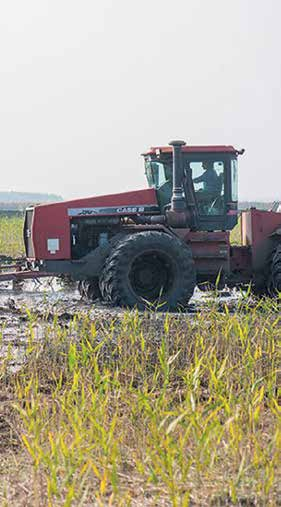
left=23, top=140, right=281, bottom=310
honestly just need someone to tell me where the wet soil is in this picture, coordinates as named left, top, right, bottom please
left=0, top=277, right=242, bottom=372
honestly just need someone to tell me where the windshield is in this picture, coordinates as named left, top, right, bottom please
left=145, top=160, right=169, bottom=189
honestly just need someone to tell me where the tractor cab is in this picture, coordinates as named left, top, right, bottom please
left=143, top=145, right=243, bottom=232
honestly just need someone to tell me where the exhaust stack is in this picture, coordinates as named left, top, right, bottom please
left=166, top=140, right=189, bottom=228
left=169, top=140, right=187, bottom=212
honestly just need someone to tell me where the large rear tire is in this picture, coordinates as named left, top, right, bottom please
left=99, top=231, right=196, bottom=310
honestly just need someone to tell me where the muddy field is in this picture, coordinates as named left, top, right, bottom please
left=0, top=279, right=241, bottom=372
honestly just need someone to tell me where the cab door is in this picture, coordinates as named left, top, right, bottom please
left=185, top=155, right=237, bottom=232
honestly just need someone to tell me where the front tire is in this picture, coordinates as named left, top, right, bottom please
left=99, top=231, right=196, bottom=310
left=78, top=278, right=101, bottom=301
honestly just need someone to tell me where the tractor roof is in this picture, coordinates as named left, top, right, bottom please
left=143, top=145, right=243, bottom=156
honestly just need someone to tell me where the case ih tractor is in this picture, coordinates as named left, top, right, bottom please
left=23, top=140, right=281, bottom=310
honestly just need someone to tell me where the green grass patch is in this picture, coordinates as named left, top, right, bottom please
left=230, top=217, right=242, bottom=245
left=0, top=215, right=24, bottom=257
left=0, top=300, right=280, bottom=505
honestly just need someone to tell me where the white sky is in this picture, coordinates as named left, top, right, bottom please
left=0, top=0, right=280, bottom=201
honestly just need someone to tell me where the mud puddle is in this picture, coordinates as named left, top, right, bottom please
left=0, top=278, right=243, bottom=371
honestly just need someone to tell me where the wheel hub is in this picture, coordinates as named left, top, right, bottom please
left=129, top=251, right=174, bottom=301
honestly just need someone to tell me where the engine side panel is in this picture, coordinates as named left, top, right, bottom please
left=29, top=188, right=158, bottom=260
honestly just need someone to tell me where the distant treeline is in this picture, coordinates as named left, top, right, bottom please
left=0, top=196, right=277, bottom=215
left=238, top=202, right=273, bottom=211
left=0, top=191, right=62, bottom=204
left=0, top=192, right=62, bottom=212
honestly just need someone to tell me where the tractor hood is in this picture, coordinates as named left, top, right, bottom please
left=35, top=187, right=158, bottom=214
left=27, top=188, right=159, bottom=261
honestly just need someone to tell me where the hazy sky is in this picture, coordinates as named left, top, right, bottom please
left=0, top=0, right=280, bottom=201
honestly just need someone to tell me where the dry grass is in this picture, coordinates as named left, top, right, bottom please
left=0, top=299, right=280, bottom=506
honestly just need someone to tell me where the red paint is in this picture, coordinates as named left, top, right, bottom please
left=230, top=246, right=252, bottom=275
left=174, top=229, right=231, bottom=274
left=242, top=209, right=281, bottom=271
left=31, top=188, right=157, bottom=260
left=143, top=145, right=239, bottom=156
